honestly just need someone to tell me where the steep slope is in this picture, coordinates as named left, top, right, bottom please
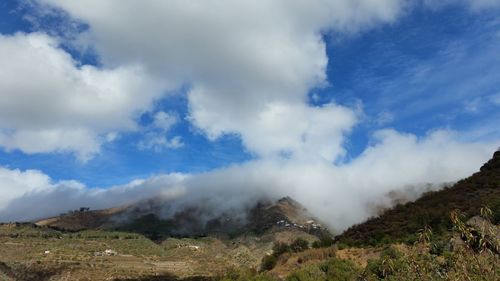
left=337, top=150, right=500, bottom=246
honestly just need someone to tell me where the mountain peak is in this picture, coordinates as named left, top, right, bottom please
left=479, top=150, right=500, bottom=172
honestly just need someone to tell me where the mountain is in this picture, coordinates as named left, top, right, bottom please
left=2, top=197, right=330, bottom=280
left=35, top=196, right=330, bottom=241
left=2, top=151, right=499, bottom=280
left=336, top=150, right=500, bottom=246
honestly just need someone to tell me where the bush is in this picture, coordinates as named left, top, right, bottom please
left=286, top=258, right=360, bottom=281
left=320, top=258, right=360, bottom=281
left=290, top=238, right=309, bottom=253
left=312, top=236, right=334, bottom=249
left=260, top=254, right=278, bottom=271
left=365, top=258, right=385, bottom=279
left=260, top=242, right=292, bottom=271
left=492, top=201, right=500, bottom=224
left=429, top=240, right=446, bottom=256
left=364, top=247, right=403, bottom=279
left=273, top=242, right=291, bottom=256
left=287, top=264, right=325, bottom=281
left=380, top=246, right=402, bottom=260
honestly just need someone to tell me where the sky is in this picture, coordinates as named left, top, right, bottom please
left=0, top=0, right=499, bottom=230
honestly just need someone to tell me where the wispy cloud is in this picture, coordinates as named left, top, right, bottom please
left=138, top=111, right=184, bottom=152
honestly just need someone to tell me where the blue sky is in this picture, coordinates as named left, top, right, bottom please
left=323, top=5, right=500, bottom=156
left=0, top=0, right=499, bottom=225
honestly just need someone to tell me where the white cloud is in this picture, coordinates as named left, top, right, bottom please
left=0, top=32, right=166, bottom=161
left=138, top=135, right=184, bottom=152
left=138, top=111, right=184, bottom=152
left=0, top=167, right=53, bottom=209
left=0, top=129, right=99, bottom=161
left=33, top=0, right=407, bottom=161
left=0, top=170, right=187, bottom=222
left=153, top=111, right=178, bottom=131
left=191, top=100, right=357, bottom=161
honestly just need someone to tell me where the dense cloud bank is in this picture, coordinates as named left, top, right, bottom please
left=1, top=130, right=496, bottom=231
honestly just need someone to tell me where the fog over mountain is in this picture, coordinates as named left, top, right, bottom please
left=1, top=131, right=496, bottom=231
left=0, top=0, right=499, bottom=232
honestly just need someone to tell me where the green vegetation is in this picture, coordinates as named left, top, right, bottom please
left=231, top=207, right=499, bottom=281
left=116, top=214, right=174, bottom=241
left=361, top=233, right=498, bottom=280
left=0, top=223, right=61, bottom=239
left=260, top=255, right=278, bottom=272
left=311, top=236, right=334, bottom=249
left=287, top=258, right=361, bottom=281
left=260, top=238, right=311, bottom=271
left=290, top=238, right=309, bottom=253
left=1, top=207, right=498, bottom=280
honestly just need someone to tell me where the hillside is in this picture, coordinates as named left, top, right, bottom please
left=34, top=197, right=330, bottom=241
left=0, top=197, right=334, bottom=280
left=36, top=206, right=127, bottom=231
left=337, top=150, right=500, bottom=246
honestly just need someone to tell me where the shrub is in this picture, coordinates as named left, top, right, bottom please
left=260, top=254, right=278, bottom=272
left=320, top=258, right=361, bottom=281
left=290, top=238, right=309, bottom=253
left=287, top=258, right=360, bottom=281
left=429, top=240, right=446, bottom=256
left=260, top=241, right=299, bottom=271
left=287, top=264, right=325, bottom=281
left=312, top=236, right=334, bottom=249
left=336, top=243, right=348, bottom=250
left=272, top=242, right=291, bottom=256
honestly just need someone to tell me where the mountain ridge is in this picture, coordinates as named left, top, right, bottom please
left=336, top=150, right=500, bottom=246
left=34, top=196, right=331, bottom=241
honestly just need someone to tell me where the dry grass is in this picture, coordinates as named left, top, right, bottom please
left=0, top=224, right=317, bottom=280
